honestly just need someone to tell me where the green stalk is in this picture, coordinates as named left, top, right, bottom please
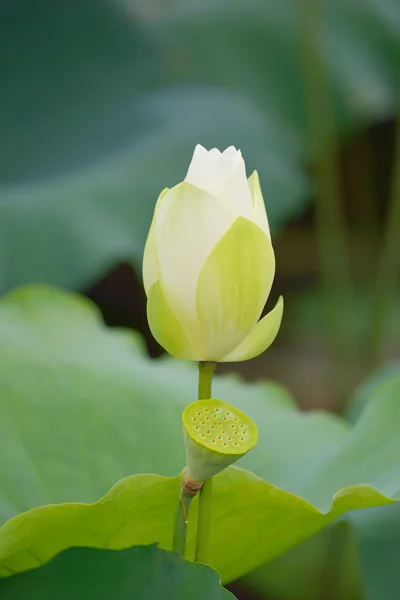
left=172, top=485, right=193, bottom=555
left=195, top=477, right=213, bottom=563
left=195, top=361, right=216, bottom=563
left=299, top=0, right=354, bottom=407
left=318, top=521, right=363, bottom=600
left=368, top=118, right=400, bottom=366
left=198, top=362, right=216, bottom=400
left=172, top=362, right=216, bottom=556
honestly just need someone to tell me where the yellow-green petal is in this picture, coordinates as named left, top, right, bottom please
left=146, top=281, right=195, bottom=360
left=142, top=188, right=169, bottom=295
left=196, top=217, right=275, bottom=361
left=221, top=296, right=284, bottom=362
left=155, top=181, right=234, bottom=354
left=248, top=171, right=270, bottom=238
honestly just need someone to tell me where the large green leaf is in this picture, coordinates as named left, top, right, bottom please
left=0, top=467, right=394, bottom=584
left=0, top=287, right=399, bottom=584
left=1, top=0, right=398, bottom=291
left=0, top=545, right=235, bottom=599
left=0, top=286, right=343, bottom=521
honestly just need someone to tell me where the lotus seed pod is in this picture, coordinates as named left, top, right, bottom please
left=182, top=398, right=258, bottom=482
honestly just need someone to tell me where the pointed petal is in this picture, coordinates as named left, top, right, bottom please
left=218, top=159, right=252, bottom=217
left=185, top=144, right=237, bottom=197
left=222, top=145, right=239, bottom=158
left=146, top=281, right=195, bottom=360
left=155, top=182, right=234, bottom=351
left=142, top=188, right=169, bottom=295
left=221, top=297, right=284, bottom=362
left=248, top=171, right=270, bottom=238
left=185, top=145, right=252, bottom=217
left=196, top=217, right=275, bottom=360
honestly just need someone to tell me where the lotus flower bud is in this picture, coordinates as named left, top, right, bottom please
left=143, top=144, right=283, bottom=362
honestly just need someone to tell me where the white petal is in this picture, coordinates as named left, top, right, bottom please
left=185, top=144, right=252, bottom=217
left=222, top=145, right=239, bottom=158
left=184, top=144, right=211, bottom=189
left=155, top=181, right=234, bottom=355
left=209, top=147, right=222, bottom=160
left=218, top=159, right=252, bottom=218
left=185, top=144, right=237, bottom=196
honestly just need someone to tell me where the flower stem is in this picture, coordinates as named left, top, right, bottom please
left=172, top=362, right=216, bottom=556
left=368, top=118, right=400, bottom=366
left=195, top=361, right=216, bottom=563
left=172, top=483, right=193, bottom=555
left=198, top=362, right=216, bottom=400
left=299, top=0, right=354, bottom=408
left=195, top=478, right=213, bottom=562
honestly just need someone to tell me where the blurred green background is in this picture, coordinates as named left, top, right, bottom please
left=1, top=0, right=399, bottom=598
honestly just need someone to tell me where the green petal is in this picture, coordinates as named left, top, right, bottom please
left=221, top=296, right=284, bottom=362
left=248, top=170, right=270, bottom=238
left=146, top=281, right=195, bottom=360
left=142, top=228, right=158, bottom=296
left=196, top=217, right=275, bottom=360
left=142, top=188, right=169, bottom=295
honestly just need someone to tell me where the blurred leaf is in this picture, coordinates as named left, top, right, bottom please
left=158, top=0, right=399, bottom=132
left=0, top=0, right=398, bottom=290
left=344, top=370, right=400, bottom=600
left=351, top=504, right=400, bottom=600
left=0, top=287, right=399, bottom=584
left=0, top=0, right=307, bottom=291
left=263, top=376, right=400, bottom=515
left=243, top=368, right=400, bottom=600
left=241, top=523, right=362, bottom=600
left=242, top=531, right=331, bottom=600
left=0, top=545, right=235, bottom=599
left=346, top=362, right=400, bottom=424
